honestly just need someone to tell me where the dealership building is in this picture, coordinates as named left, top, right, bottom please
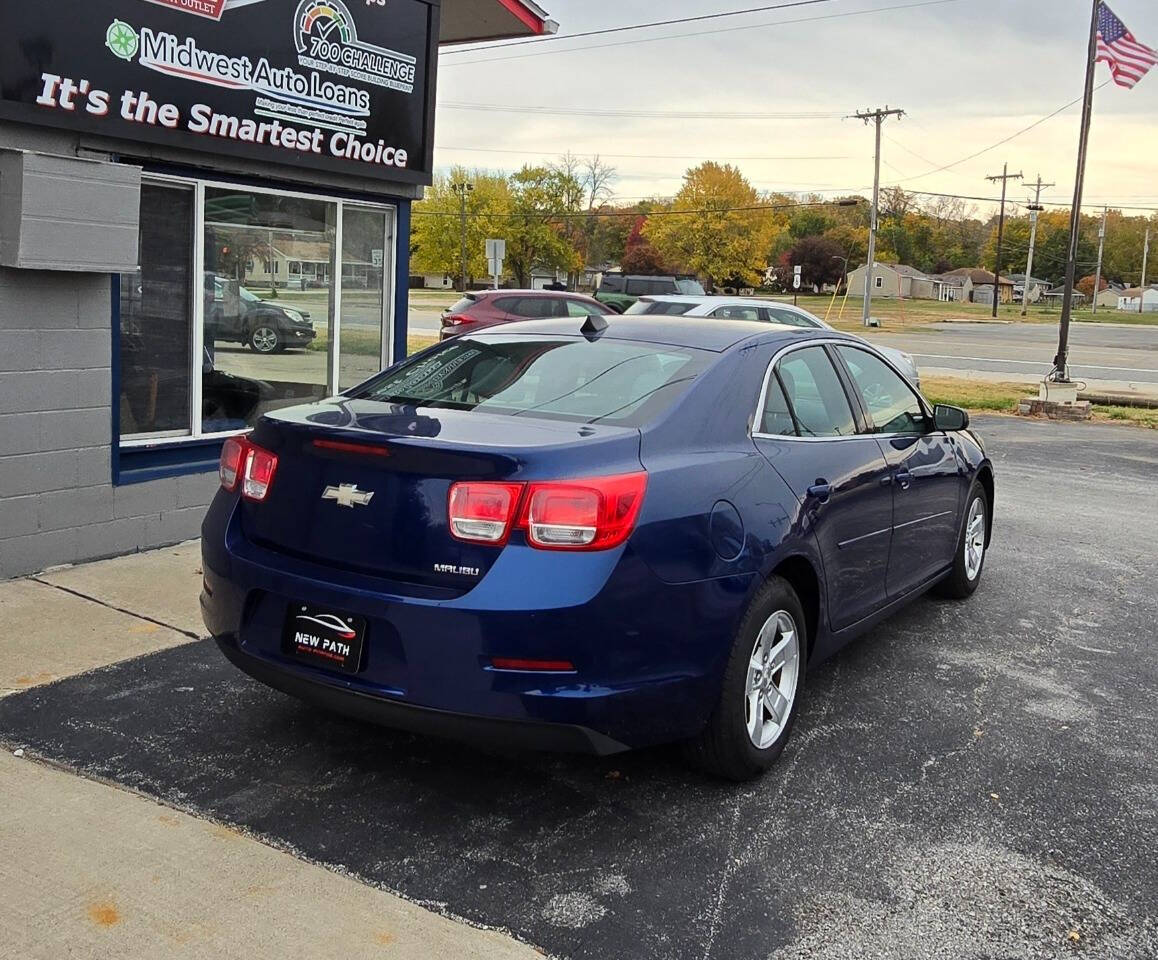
left=0, top=0, right=555, bottom=578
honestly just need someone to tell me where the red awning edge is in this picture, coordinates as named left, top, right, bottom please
left=496, top=0, right=557, bottom=35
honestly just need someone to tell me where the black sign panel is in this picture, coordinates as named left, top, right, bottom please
left=0, top=0, right=438, bottom=184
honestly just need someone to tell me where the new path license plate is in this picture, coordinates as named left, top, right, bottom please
left=282, top=604, right=367, bottom=675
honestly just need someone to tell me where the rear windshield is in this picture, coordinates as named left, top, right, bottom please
left=447, top=295, right=478, bottom=314
left=353, top=335, right=710, bottom=426
left=624, top=300, right=697, bottom=316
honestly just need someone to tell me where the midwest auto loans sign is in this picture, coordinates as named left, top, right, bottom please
left=0, top=0, right=438, bottom=184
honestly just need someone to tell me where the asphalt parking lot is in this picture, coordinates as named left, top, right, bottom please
left=2, top=416, right=1156, bottom=960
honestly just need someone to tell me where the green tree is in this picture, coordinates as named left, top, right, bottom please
left=645, top=163, right=775, bottom=288
left=504, top=165, right=583, bottom=287
left=411, top=167, right=511, bottom=284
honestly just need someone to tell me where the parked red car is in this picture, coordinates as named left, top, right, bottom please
left=440, top=290, right=609, bottom=340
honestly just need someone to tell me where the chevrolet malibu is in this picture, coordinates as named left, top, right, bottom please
left=201, top=316, right=993, bottom=780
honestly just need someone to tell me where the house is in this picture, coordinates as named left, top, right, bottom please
left=930, top=273, right=968, bottom=302
left=940, top=268, right=1015, bottom=304
left=846, top=263, right=943, bottom=300
left=1117, top=285, right=1158, bottom=312
left=1006, top=274, right=1052, bottom=304
left=1095, top=282, right=1125, bottom=308
left=1042, top=286, right=1088, bottom=307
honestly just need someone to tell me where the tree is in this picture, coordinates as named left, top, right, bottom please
left=411, top=167, right=511, bottom=283
left=504, top=165, right=583, bottom=287
left=619, top=216, right=670, bottom=274
left=645, top=163, right=775, bottom=288
left=785, top=235, right=848, bottom=288
left=821, top=224, right=868, bottom=269
left=1077, top=274, right=1108, bottom=297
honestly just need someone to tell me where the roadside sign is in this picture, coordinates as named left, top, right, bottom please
left=793, top=274, right=802, bottom=290
left=485, top=239, right=506, bottom=261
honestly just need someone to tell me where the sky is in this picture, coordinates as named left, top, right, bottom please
left=432, top=0, right=1158, bottom=219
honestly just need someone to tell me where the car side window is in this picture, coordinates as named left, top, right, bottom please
left=765, top=307, right=817, bottom=328
left=710, top=305, right=762, bottom=322
left=508, top=298, right=554, bottom=319
left=565, top=299, right=603, bottom=318
left=776, top=347, right=857, bottom=438
left=625, top=279, right=648, bottom=296
left=493, top=297, right=520, bottom=314
left=759, top=371, right=797, bottom=436
left=837, top=346, right=928, bottom=436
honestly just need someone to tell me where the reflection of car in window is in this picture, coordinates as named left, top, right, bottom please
left=201, top=346, right=272, bottom=434
left=206, top=277, right=318, bottom=354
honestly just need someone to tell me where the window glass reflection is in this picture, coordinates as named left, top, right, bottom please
left=339, top=206, right=389, bottom=391
left=202, top=188, right=335, bottom=433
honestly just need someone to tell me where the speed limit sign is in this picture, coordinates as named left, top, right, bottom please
left=793, top=265, right=802, bottom=290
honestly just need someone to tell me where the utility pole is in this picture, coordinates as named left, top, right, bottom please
left=985, top=164, right=1022, bottom=318
left=451, top=180, right=473, bottom=292
left=1092, top=206, right=1107, bottom=315
left=851, top=106, right=904, bottom=327
left=1140, top=227, right=1150, bottom=315
left=1021, top=174, right=1054, bottom=317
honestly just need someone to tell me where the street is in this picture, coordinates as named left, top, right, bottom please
left=3, top=415, right=1155, bottom=959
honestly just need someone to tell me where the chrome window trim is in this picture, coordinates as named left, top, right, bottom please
left=751, top=337, right=933, bottom=442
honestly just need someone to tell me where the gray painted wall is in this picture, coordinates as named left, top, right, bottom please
left=0, top=266, right=217, bottom=578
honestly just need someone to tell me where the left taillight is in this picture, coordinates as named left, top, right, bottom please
left=219, top=437, right=247, bottom=493
left=242, top=443, right=278, bottom=502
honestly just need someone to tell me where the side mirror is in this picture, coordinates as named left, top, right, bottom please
left=933, top=403, right=970, bottom=432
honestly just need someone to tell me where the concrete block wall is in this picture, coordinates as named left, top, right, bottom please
left=0, top=267, right=216, bottom=578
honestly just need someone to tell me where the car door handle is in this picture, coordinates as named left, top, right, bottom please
left=807, top=482, right=832, bottom=503
left=894, top=470, right=912, bottom=490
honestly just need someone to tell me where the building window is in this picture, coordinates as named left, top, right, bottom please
left=118, top=176, right=395, bottom=452
left=875, top=276, right=884, bottom=289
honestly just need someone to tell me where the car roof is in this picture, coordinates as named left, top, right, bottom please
left=471, top=289, right=597, bottom=300
left=639, top=294, right=815, bottom=312
left=463, top=315, right=841, bottom=353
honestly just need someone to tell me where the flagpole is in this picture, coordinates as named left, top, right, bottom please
left=1052, top=0, right=1102, bottom=382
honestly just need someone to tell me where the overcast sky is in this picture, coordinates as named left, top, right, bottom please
left=433, top=0, right=1158, bottom=218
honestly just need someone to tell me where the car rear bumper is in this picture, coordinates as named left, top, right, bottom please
left=215, top=632, right=631, bottom=755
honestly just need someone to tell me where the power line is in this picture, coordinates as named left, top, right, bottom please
left=439, top=101, right=843, bottom=121
left=434, top=144, right=854, bottom=162
left=440, top=0, right=966, bottom=68
left=412, top=198, right=862, bottom=221
left=882, top=81, right=1112, bottom=186
left=440, top=0, right=837, bottom=55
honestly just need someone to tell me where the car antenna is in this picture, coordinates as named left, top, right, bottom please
left=581, top=315, right=609, bottom=340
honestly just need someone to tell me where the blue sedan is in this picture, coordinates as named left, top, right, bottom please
left=201, top=316, right=994, bottom=780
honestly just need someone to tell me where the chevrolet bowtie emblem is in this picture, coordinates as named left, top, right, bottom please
left=322, top=484, right=375, bottom=508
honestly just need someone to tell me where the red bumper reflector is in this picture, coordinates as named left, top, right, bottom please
left=489, top=658, right=576, bottom=673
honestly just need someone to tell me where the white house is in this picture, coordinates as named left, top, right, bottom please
left=1118, top=285, right=1158, bottom=312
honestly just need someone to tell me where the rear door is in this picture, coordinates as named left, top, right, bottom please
left=752, top=345, right=894, bottom=631
left=833, top=345, right=962, bottom=597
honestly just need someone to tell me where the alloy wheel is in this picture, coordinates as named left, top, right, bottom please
left=251, top=326, right=279, bottom=353
left=964, top=496, right=986, bottom=581
left=744, top=610, right=800, bottom=749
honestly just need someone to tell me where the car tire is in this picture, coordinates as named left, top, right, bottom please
left=684, top=576, right=807, bottom=781
left=935, top=481, right=989, bottom=600
left=249, top=325, right=282, bottom=354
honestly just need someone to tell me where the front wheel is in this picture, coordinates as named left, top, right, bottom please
left=936, top=482, right=988, bottom=599
left=249, top=325, right=281, bottom=354
left=685, top=577, right=806, bottom=781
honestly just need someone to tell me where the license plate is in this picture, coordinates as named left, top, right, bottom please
left=282, top=604, right=367, bottom=675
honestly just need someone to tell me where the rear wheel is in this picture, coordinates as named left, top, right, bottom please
left=935, top=481, right=988, bottom=599
left=685, top=577, right=806, bottom=781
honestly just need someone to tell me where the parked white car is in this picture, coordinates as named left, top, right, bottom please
left=625, top=295, right=921, bottom=388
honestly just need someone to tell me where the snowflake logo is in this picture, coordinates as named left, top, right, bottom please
left=106, top=20, right=139, bottom=61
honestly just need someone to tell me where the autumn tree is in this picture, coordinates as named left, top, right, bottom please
left=784, top=235, right=848, bottom=288
left=645, top=163, right=775, bottom=288
left=619, top=216, right=670, bottom=274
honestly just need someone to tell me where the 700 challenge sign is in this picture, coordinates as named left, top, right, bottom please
left=0, top=0, right=437, bottom=184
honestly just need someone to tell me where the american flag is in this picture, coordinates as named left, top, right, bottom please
left=1096, top=3, right=1158, bottom=89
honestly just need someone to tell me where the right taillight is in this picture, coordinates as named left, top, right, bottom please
left=448, top=482, right=523, bottom=544
left=522, top=473, right=648, bottom=551
left=219, top=437, right=248, bottom=492
left=447, top=473, right=648, bottom=551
